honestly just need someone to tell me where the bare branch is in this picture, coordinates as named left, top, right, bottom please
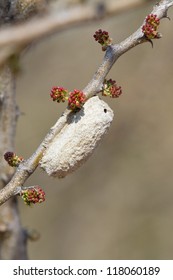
left=84, top=0, right=173, bottom=97
left=0, top=0, right=173, bottom=206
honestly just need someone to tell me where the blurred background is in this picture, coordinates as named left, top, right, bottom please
left=15, top=1, right=173, bottom=259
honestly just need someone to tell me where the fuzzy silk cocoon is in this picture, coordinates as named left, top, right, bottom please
left=40, top=96, right=114, bottom=178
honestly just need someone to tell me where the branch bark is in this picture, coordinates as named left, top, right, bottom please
left=0, top=0, right=172, bottom=206
left=0, top=65, right=27, bottom=259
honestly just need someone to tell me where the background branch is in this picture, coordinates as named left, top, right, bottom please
left=0, top=0, right=152, bottom=67
left=0, top=65, right=27, bottom=259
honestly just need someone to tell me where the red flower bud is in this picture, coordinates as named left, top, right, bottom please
left=142, top=14, right=160, bottom=39
left=93, top=29, right=112, bottom=51
left=68, top=90, right=86, bottom=111
left=4, top=151, right=24, bottom=167
left=20, top=186, right=45, bottom=206
left=102, top=79, right=122, bottom=98
left=50, top=86, right=68, bottom=103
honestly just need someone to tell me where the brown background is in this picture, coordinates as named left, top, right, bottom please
left=16, top=2, right=173, bottom=259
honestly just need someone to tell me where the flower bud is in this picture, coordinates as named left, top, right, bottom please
left=93, top=29, right=112, bottom=51
left=20, top=186, right=45, bottom=206
left=102, top=79, right=122, bottom=98
left=4, top=152, right=23, bottom=167
left=142, top=14, right=160, bottom=39
left=50, top=86, right=68, bottom=103
left=68, top=89, right=86, bottom=110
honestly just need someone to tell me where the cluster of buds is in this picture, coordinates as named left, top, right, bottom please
left=4, top=152, right=23, bottom=167
left=93, top=29, right=112, bottom=51
left=50, top=86, right=68, bottom=103
left=20, top=186, right=45, bottom=206
left=68, top=89, right=86, bottom=111
left=142, top=14, right=160, bottom=39
left=102, top=79, right=122, bottom=98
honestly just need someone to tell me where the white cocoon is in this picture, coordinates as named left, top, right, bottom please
left=40, top=96, right=114, bottom=177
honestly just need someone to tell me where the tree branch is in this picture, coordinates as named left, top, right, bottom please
left=0, top=65, right=27, bottom=259
left=0, top=0, right=152, bottom=67
left=0, top=0, right=173, bottom=206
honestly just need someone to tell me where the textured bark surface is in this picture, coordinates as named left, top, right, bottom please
left=0, top=66, right=17, bottom=182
